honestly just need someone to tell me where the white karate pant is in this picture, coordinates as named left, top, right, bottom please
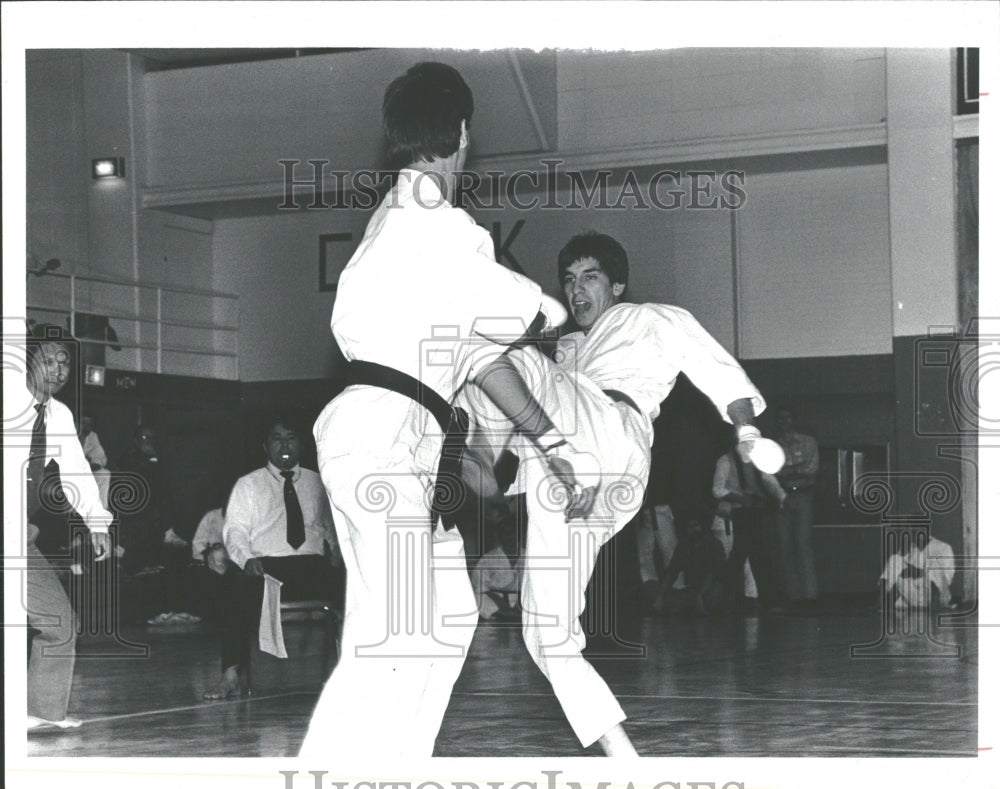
left=299, top=390, right=478, bottom=759
left=466, top=347, right=650, bottom=747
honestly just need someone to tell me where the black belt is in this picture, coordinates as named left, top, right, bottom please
left=346, top=360, right=468, bottom=530
left=603, top=388, right=642, bottom=416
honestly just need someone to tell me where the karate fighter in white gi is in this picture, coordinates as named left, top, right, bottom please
left=299, top=63, right=594, bottom=759
left=463, top=231, right=767, bottom=755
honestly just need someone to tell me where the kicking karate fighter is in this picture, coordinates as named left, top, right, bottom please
left=299, top=63, right=592, bottom=759
left=464, top=231, right=766, bottom=755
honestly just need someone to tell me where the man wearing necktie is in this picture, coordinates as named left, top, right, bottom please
left=202, top=413, right=343, bottom=700
left=22, top=325, right=112, bottom=731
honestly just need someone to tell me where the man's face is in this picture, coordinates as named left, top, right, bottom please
left=265, top=423, right=301, bottom=471
left=562, top=257, right=625, bottom=332
left=80, top=416, right=94, bottom=436
left=28, top=341, right=71, bottom=399
left=136, top=429, right=158, bottom=460
left=776, top=410, right=795, bottom=434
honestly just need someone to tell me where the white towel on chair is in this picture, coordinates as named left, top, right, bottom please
left=259, top=573, right=288, bottom=658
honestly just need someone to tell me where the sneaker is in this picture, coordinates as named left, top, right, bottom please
left=146, top=612, right=176, bottom=624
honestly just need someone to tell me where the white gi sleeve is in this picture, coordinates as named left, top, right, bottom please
left=651, top=305, right=765, bottom=422
left=445, top=219, right=544, bottom=381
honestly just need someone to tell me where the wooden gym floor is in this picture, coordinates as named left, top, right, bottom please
left=25, top=604, right=977, bottom=758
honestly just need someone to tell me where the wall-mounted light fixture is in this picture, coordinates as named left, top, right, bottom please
left=92, top=157, right=125, bottom=179
left=84, top=364, right=106, bottom=387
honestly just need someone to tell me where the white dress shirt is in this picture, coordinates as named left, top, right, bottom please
left=21, top=392, right=112, bottom=533
left=223, top=463, right=335, bottom=569
left=81, top=430, right=108, bottom=468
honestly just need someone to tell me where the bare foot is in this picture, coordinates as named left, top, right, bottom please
left=202, top=665, right=245, bottom=700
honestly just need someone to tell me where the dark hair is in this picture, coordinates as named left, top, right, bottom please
left=556, top=231, right=629, bottom=290
left=383, top=62, right=473, bottom=170
left=262, top=411, right=305, bottom=442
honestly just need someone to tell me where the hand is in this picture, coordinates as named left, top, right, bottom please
left=545, top=454, right=598, bottom=521
left=243, top=557, right=264, bottom=577
left=90, top=532, right=111, bottom=562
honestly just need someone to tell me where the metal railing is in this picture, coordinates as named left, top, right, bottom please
left=26, top=270, right=239, bottom=380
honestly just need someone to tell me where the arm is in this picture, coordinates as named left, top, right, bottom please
left=726, top=397, right=764, bottom=465
left=471, top=352, right=595, bottom=520
left=471, top=352, right=554, bottom=438
left=318, top=494, right=343, bottom=566
left=191, top=510, right=218, bottom=559
left=222, top=480, right=255, bottom=571
left=711, top=454, right=732, bottom=501
left=801, top=436, right=820, bottom=477
left=50, top=403, right=113, bottom=559
left=759, top=472, right=788, bottom=506
left=663, top=306, right=765, bottom=423
left=84, top=432, right=108, bottom=469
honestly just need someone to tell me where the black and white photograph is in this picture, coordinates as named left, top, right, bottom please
left=3, top=2, right=997, bottom=789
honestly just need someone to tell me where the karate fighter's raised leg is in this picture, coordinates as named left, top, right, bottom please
left=467, top=346, right=648, bottom=754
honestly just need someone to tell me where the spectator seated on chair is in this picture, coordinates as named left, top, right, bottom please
left=202, top=413, right=345, bottom=701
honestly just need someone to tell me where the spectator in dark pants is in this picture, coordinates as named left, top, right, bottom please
left=773, top=407, right=820, bottom=610
left=713, top=448, right=786, bottom=614
left=659, top=509, right=727, bottom=615
left=117, top=425, right=179, bottom=575
left=203, top=413, right=344, bottom=700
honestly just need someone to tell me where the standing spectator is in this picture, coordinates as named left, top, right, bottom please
left=773, top=407, right=820, bottom=610
left=21, top=324, right=112, bottom=731
left=117, top=425, right=179, bottom=573
left=118, top=425, right=198, bottom=622
left=636, top=377, right=734, bottom=610
left=714, top=448, right=786, bottom=614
